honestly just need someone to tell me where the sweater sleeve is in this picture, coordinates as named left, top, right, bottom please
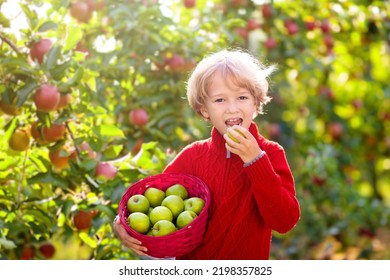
left=244, top=144, right=300, bottom=234
left=163, top=144, right=196, bottom=175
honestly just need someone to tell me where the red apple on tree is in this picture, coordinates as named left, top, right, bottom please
left=41, top=123, right=66, bottom=143
left=324, top=34, right=334, bottom=48
left=183, top=0, right=196, bottom=8
left=72, top=210, right=93, bottom=230
left=312, top=175, right=326, bottom=186
left=74, top=141, right=97, bottom=159
left=230, top=0, right=247, bottom=8
left=327, top=122, right=343, bottom=141
left=85, top=0, right=105, bottom=11
left=129, top=108, right=148, bottom=126
left=305, top=20, right=316, bottom=31
left=284, top=20, right=299, bottom=35
left=9, top=128, right=30, bottom=152
left=235, top=27, right=248, bottom=41
left=268, top=122, right=281, bottom=139
left=70, top=1, right=93, bottom=23
left=21, top=244, right=35, bottom=260
left=265, top=38, right=277, bottom=49
left=38, top=243, right=55, bottom=259
left=165, top=54, right=186, bottom=72
left=33, top=84, right=60, bottom=112
left=0, top=98, right=22, bottom=116
left=318, top=85, right=334, bottom=100
left=261, top=4, right=272, bottom=19
left=49, top=145, right=74, bottom=171
left=246, top=18, right=261, bottom=31
left=30, top=38, right=52, bottom=64
left=320, top=19, right=331, bottom=33
left=95, top=161, right=117, bottom=180
left=56, top=93, right=72, bottom=109
left=75, top=41, right=92, bottom=59
left=30, top=122, right=49, bottom=145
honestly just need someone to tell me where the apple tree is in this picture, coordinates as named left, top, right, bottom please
left=1, top=0, right=389, bottom=260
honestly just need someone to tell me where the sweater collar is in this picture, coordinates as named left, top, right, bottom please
left=210, top=121, right=260, bottom=158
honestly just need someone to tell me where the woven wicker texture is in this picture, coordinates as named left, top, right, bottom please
left=118, top=172, right=210, bottom=258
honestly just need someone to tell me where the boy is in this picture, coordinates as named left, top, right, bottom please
left=114, top=48, right=300, bottom=259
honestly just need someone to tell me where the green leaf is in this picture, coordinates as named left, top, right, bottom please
left=93, top=124, right=125, bottom=139
left=23, top=209, right=53, bottom=229
left=27, top=172, right=69, bottom=188
left=44, top=45, right=61, bottom=70
left=16, top=80, right=39, bottom=107
left=64, top=25, right=83, bottom=52
left=37, top=21, right=58, bottom=32
left=1, top=57, right=33, bottom=73
left=0, top=12, right=10, bottom=28
left=49, top=60, right=71, bottom=80
left=58, top=67, right=84, bottom=92
left=95, top=204, right=116, bottom=218
left=79, top=232, right=97, bottom=248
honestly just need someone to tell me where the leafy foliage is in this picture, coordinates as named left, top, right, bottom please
left=0, top=0, right=389, bottom=260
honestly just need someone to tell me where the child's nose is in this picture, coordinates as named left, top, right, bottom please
left=226, top=101, right=239, bottom=113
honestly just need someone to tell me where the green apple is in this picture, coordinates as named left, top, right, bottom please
left=127, top=194, right=150, bottom=214
left=152, top=220, right=177, bottom=236
left=184, top=197, right=205, bottom=215
left=149, top=206, right=173, bottom=225
left=165, top=184, right=188, bottom=200
left=128, top=212, right=150, bottom=234
left=161, top=195, right=184, bottom=219
left=144, top=187, right=165, bottom=207
left=227, top=129, right=245, bottom=143
left=176, top=210, right=197, bottom=229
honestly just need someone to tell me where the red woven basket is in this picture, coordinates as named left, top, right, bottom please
left=118, top=172, right=211, bottom=258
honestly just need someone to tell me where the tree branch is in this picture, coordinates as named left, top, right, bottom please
left=0, top=32, right=22, bottom=54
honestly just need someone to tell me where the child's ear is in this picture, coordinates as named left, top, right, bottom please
left=200, top=107, right=210, bottom=120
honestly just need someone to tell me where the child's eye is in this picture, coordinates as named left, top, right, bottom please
left=239, top=96, right=249, bottom=100
left=214, top=98, right=224, bottom=103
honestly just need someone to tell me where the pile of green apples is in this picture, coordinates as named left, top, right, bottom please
left=126, top=184, right=205, bottom=237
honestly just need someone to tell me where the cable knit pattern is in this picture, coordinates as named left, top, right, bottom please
left=163, top=122, right=300, bottom=259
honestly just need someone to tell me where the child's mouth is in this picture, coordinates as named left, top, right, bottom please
left=225, top=118, right=242, bottom=127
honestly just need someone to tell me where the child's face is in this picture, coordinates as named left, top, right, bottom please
left=200, top=71, right=257, bottom=135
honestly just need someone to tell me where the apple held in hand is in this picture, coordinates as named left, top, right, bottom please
left=176, top=210, right=197, bottom=229
left=128, top=212, right=150, bottom=234
left=165, top=184, right=188, bottom=199
left=227, top=129, right=245, bottom=143
left=152, top=220, right=177, bottom=236
left=127, top=194, right=150, bottom=214
left=161, top=195, right=184, bottom=219
left=144, top=187, right=165, bottom=207
left=184, top=197, right=205, bottom=215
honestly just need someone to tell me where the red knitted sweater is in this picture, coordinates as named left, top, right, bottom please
left=163, top=122, right=300, bottom=260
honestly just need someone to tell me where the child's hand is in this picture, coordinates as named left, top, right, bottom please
left=224, top=125, right=263, bottom=164
left=113, top=217, right=149, bottom=256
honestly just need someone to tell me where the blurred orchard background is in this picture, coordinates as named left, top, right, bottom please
left=0, top=0, right=389, bottom=260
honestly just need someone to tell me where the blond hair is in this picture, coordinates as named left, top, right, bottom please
left=186, top=48, right=276, bottom=117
